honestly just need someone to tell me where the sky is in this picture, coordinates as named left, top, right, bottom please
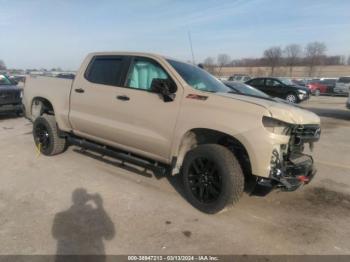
left=1, top=0, right=350, bottom=70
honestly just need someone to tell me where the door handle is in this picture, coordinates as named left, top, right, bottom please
left=116, top=95, right=130, bottom=101
left=75, top=88, right=85, bottom=93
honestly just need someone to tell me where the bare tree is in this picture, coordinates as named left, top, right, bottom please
left=305, top=41, right=327, bottom=76
left=284, top=44, right=301, bottom=76
left=0, top=60, right=6, bottom=70
left=339, top=55, right=346, bottom=65
left=263, top=46, right=282, bottom=76
left=217, top=54, right=231, bottom=76
left=203, top=57, right=216, bottom=75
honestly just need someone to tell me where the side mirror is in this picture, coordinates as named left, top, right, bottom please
left=150, top=78, right=177, bottom=102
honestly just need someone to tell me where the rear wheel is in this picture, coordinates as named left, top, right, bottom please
left=182, top=144, right=244, bottom=214
left=286, top=93, right=298, bottom=103
left=33, top=114, right=67, bottom=156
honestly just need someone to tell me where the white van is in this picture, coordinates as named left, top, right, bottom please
left=334, top=77, right=350, bottom=95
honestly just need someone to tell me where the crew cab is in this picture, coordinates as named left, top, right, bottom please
left=246, top=77, right=310, bottom=103
left=23, top=52, right=321, bottom=214
left=0, top=74, right=23, bottom=115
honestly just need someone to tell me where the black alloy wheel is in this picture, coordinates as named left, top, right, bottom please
left=182, top=144, right=244, bottom=214
left=32, top=114, right=67, bottom=156
left=188, top=157, right=222, bottom=203
left=34, top=122, right=51, bottom=151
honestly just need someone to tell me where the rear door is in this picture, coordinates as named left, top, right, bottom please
left=69, top=55, right=130, bottom=144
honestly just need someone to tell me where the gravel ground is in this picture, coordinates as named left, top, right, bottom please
left=0, top=96, right=349, bottom=255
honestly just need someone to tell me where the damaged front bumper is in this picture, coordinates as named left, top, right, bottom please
left=257, top=153, right=316, bottom=192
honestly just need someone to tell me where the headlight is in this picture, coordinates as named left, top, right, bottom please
left=298, top=90, right=307, bottom=94
left=20, top=90, right=23, bottom=99
left=262, top=116, right=291, bottom=135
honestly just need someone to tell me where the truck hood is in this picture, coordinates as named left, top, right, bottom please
left=216, top=92, right=320, bottom=125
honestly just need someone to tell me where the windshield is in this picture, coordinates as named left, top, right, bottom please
left=224, top=81, right=270, bottom=98
left=0, top=75, right=12, bottom=85
left=167, top=59, right=231, bottom=93
left=278, top=78, right=294, bottom=85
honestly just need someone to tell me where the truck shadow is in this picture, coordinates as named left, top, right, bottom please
left=52, top=188, right=115, bottom=262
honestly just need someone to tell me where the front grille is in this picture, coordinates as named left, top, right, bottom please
left=294, top=125, right=321, bottom=142
left=289, top=125, right=321, bottom=151
left=0, top=90, right=21, bottom=104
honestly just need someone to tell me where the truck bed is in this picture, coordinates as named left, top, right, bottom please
left=23, top=76, right=73, bottom=131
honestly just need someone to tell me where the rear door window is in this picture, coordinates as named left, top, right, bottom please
left=249, top=78, right=265, bottom=86
left=86, top=56, right=125, bottom=86
left=266, top=79, right=282, bottom=87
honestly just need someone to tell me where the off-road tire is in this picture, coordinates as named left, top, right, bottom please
left=33, top=114, right=67, bottom=156
left=181, top=144, right=244, bottom=214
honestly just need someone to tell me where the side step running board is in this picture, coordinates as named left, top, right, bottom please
left=67, top=136, right=169, bottom=177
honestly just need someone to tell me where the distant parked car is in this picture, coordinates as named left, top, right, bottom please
left=320, top=78, right=337, bottom=94
left=291, top=79, right=306, bottom=87
left=56, top=73, right=75, bottom=79
left=223, top=81, right=271, bottom=98
left=0, top=74, right=23, bottom=115
left=307, top=81, right=328, bottom=96
left=245, top=77, right=309, bottom=103
left=228, top=74, right=251, bottom=82
left=334, top=77, right=350, bottom=95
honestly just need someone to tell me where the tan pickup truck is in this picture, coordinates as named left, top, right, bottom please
left=23, top=52, right=321, bottom=213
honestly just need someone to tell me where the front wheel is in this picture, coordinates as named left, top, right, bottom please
left=315, top=89, right=321, bottom=96
left=286, top=93, right=298, bottom=103
left=33, top=114, right=67, bottom=156
left=181, top=144, right=244, bottom=214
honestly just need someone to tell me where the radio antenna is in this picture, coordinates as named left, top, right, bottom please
left=188, top=31, right=195, bottom=65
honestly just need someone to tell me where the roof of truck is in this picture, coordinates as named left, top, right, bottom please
left=86, top=51, right=186, bottom=64
left=87, top=51, right=163, bottom=58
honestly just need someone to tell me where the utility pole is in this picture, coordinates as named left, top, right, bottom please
left=188, top=31, right=196, bottom=65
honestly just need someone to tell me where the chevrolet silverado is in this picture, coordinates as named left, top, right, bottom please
left=23, top=52, right=321, bottom=213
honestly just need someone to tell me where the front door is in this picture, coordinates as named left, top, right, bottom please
left=69, top=55, right=182, bottom=162
left=248, top=78, right=266, bottom=93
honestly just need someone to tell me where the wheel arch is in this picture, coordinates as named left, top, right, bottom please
left=31, top=96, right=55, bottom=117
left=172, top=128, right=253, bottom=180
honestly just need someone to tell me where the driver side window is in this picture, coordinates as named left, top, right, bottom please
left=126, top=58, right=169, bottom=91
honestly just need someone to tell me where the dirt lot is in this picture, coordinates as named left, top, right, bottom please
left=0, top=96, right=350, bottom=255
